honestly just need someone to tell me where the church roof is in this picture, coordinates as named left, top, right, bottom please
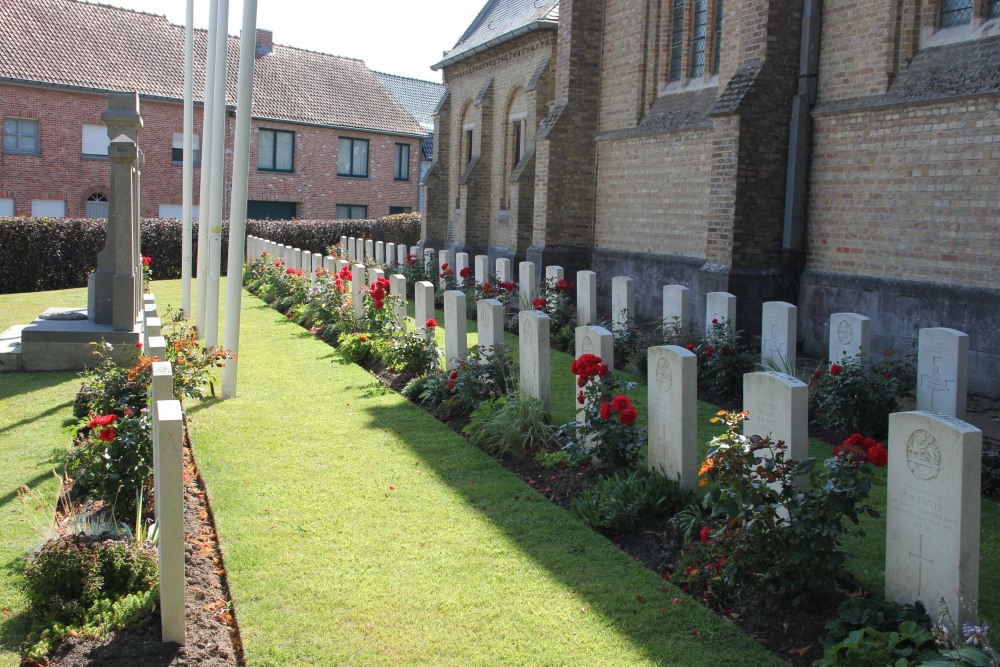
left=0, top=0, right=426, bottom=137
left=373, top=72, right=445, bottom=132
left=432, top=0, right=559, bottom=70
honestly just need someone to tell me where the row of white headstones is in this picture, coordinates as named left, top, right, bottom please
left=246, top=234, right=982, bottom=624
left=137, top=294, right=186, bottom=645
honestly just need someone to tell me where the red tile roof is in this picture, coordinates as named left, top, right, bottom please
left=0, top=0, right=425, bottom=137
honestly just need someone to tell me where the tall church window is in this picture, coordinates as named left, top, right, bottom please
left=939, top=0, right=972, bottom=27
left=989, top=0, right=999, bottom=19
left=713, top=0, right=724, bottom=74
left=668, top=0, right=685, bottom=82
left=690, top=0, right=709, bottom=78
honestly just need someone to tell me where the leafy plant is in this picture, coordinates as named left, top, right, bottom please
left=924, top=597, right=1000, bottom=666
left=816, top=622, right=938, bottom=667
left=691, top=320, right=757, bottom=400
left=571, top=470, right=694, bottom=534
left=810, top=351, right=915, bottom=439
left=698, top=412, right=887, bottom=608
left=462, top=390, right=555, bottom=457
left=822, top=597, right=932, bottom=648
left=73, top=341, right=148, bottom=419
left=161, top=307, right=235, bottom=400
left=534, top=277, right=576, bottom=352
left=401, top=373, right=449, bottom=409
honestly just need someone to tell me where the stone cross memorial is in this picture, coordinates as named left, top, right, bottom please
left=443, top=290, right=467, bottom=370
left=916, top=327, right=969, bottom=419
left=648, top=345, right=697, bottom=488
left=828, top=312, right=871, bottom=364
left=662, top=284, right=691, bottom=331
left=577, top=270, right=597, bottom=326
left=761, top=301, right=797, bottom=371
left=519, top=311, right=551, bottom=413
left=886, top=411, right=981, bottom=624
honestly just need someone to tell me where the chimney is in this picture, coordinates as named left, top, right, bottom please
left=255, top=29, right=273, bottom=58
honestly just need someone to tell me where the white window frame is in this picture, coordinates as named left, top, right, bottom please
left=82, top=124, right=110, bottom=157
left=0, top=198, right=13, bottom=216
left=171, top=132, right=201, bottom=166
left=31, top=199, right=66, bottom=217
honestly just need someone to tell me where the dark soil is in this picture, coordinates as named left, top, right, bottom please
left=41, top=435, right=242, bottom=667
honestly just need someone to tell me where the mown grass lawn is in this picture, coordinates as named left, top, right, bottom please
left=0, top=279, right=997, bottom=666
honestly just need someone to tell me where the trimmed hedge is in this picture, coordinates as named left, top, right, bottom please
left=0, top=213, right=420, bottom=294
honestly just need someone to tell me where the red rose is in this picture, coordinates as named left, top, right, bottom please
left=813, top=369, right=822, bottom=378
left=685, top=344, right=695, bottom=351
left=358, top=334, right=369, bottom=343
left=699, top=526, right=711, bottom=543
left=135, top=342, right=143, bottom=349
left=532, top=297, right=546, bottom=310
left=556, top=278, right=568, bottom=292
left=712, top=318, right=718, bottom=324
left=867, top=444, right=888, bottom=467
left=425, top=318, right=437, bottom=329
left=599, top=402, right=611, bottom=419
left=98, top=427, right=116, bottom=442
left=810, top=381, right=817, bottom=387
left=830, top=364, right=842, bottom=376
left=448, top=379, right=455, bottom=391
left=286, top=267, right=296, bottom=275
left=884, top=372, right=892, bottom=379
left=449, top=370, right=459, bottom=380
left=577, top=391, right=584, bottom=405
left=374, top=299, right=384, bottom=309
left=88, top=414, right=117, bottom=428
left=460, top=267, right=471, bottom=278
left=611, top=394, right=632, bottom=414
left=619, top=406, right=638, bottom=425
left=142, top=256, right=151, bottom=266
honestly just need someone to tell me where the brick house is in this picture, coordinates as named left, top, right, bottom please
left=424, top=0, right=1000, bottom=395
left=0, top=0, right=426, bottom=221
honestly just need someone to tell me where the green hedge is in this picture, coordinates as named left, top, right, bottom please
left=0, top=213, right=420, bottom=294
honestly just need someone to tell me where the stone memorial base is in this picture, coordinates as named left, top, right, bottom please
left=16, top=307, right=141, bottom=371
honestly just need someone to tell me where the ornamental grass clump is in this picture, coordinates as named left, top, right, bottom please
left=697, top=410, right=887, bottom=609
left=560, top=354, right=645, bottom=472
left=571, top=469, right=694, bottom=534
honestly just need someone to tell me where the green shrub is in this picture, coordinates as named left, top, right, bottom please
left=816, top=622, right=937, bottom=666
left=463, top=390, right=555, bottom=457
left=571, top=470, right=694, bottom=534
left=821, top=597, right=931, bottom=649
left=693, top=320, right=757, bottom=400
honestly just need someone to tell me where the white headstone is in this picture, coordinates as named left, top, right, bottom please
left=577, top=270, right=597, bottom=326
left=611, top=276, right=635, bottom=332
left=496, top=258, right=513, bottom=284
left=705, top=292, right=736, bottom=336
left=375, top=241, right=384, bottom=264
left=336, top=259, right=348, bottom=275
left=398, top=244, right=409, bottom=266
left=455, top=252, right=469, bottom=282
left=154, top=399, right=186, bottom=645
left=475, top=255, right=490, bottom=286
left=385, top=242, right=396, bottom=267
left=414, top=281, right=435, bottom=339
left=648, top=345, right=698, bottom=488
left=365, top=239, right=374, bottom=261
left=917, top=328, right=970, bottom=419
left=519, top=261, right=536, bottom=303
left=423, top=248, right=435, bottom=273
left=662, top=284, right=690, bottom=330
left=438, top=250, right=452, bottom=288
left=390, top=274, right=407, bottom=329
left=886, top=411, right=981, bottom=625
left=369, top=267, right=385, bottom=286
left=148, top=335, right=167, bottom=362
left=477, top=299, right=504, bottom=355
left=144, top=316, right=162, bottom=349
left=323, top=256, right=335, bottom=272
left=742, top=371, right=809, bottom=482
left=352, top=263, right=366, bottom=320
left=149, top=360, right=172, bottom=523
left=828, top=312, right=871, bottom=364
left=575, top=326, right=614, bottom=444
left=519, top=311, right=551, bottom=413
left=347, top=237, right=356, bottom=260
left=301, top=251, right=313, bottom=280
left=312, top=253, right=322, bottom=281
left=761, top=301, right=797, bottom=372
left=444, top=291, right=467, bottom=370
left=340, top=235, right=348, bottom=258
left=545, top=265, right=565, bottom=283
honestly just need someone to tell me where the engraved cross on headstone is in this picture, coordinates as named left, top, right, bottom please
left=920, top=356, right=955, bottom=413
left=908, top=534, right=934, bottom=597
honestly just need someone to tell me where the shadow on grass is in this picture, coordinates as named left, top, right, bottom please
left=0, top=400, right=75, bottom=437
left=356, top=395, right=684, bottom=665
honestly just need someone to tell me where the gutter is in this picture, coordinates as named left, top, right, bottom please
left=431, top=20, right=558, bottom=71
left=782, top=0, right=822, bottom=251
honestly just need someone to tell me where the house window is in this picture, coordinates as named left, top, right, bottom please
left=337, top=137, right=369, bottom=177
left=3, top=118, right=39, bottom=154
left=989, top=0, right=999, bottom=18
left=85, top=193, right=109, bottom=219
left=336, top=204, right=368, bottom=219
left=31, top=199, right=65, bottom=217
left=258, top=128, right=294, bottom=172
left=82, top=125, right=110, bottom=157
left=939, top=0, right=972, bottom=27
left=172, top=132, right=201, bottom=166
left=0, top=198, right=13, bottom=216
left=394, top=143, right=410, bottom=181
left=389, top=206, right=412, bottom=215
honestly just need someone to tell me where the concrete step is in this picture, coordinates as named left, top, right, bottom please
left=0, top=325, right=25, bottom=372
